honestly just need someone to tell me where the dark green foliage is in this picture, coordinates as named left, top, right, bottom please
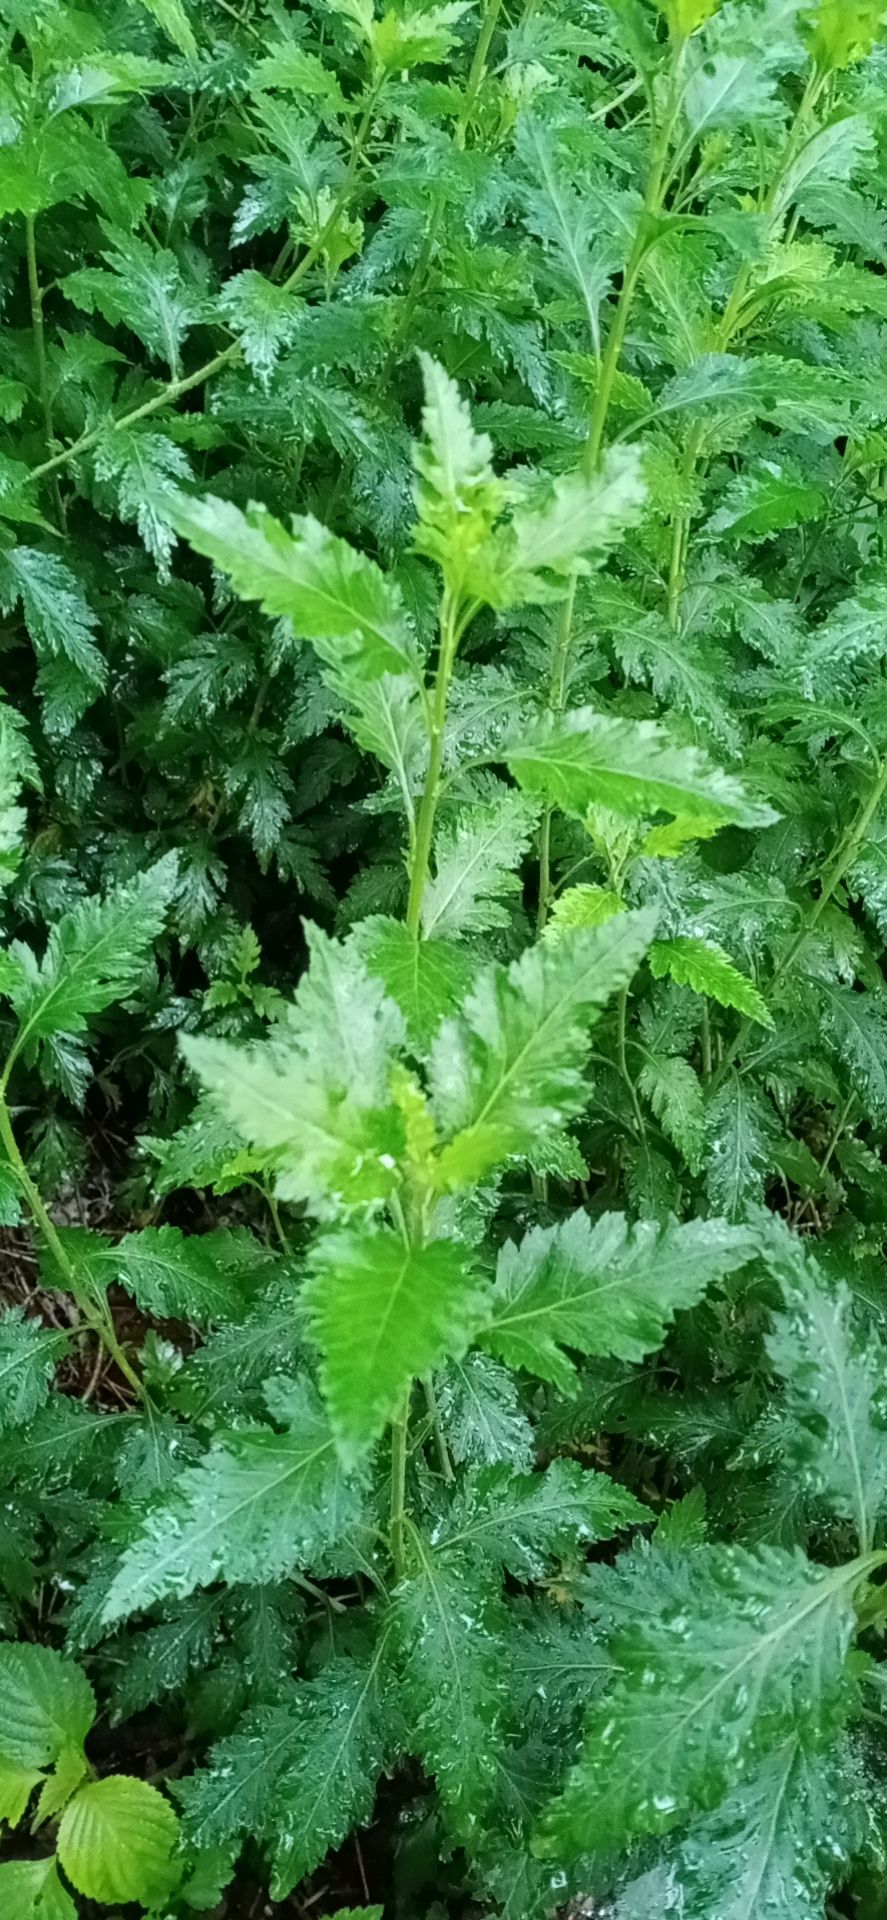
left=3, top=1, right=887, bottom=1916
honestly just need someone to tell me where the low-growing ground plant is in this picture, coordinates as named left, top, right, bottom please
left=5, top=0, right=887, bottom=1915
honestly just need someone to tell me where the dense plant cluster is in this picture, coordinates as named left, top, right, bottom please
left=6, top=0, right=887, bottom=1914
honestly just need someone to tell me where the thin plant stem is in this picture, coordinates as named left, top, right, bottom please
left=24, top=215, right=65, bottom=527
left=536, top=575, right=577, bottom=932
left=616, top=986, right=646, bottom=1138
left=423, top=1374, right=455, bottom=1483
left=0, top=1095, right=146, bottom=1401
left=700, top=1001, right=712, bottom=1080
left=389, top=1391, right=410, bottom=1578
left=405, top=588, right=461, bottom=936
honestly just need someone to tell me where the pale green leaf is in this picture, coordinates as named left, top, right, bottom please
left=422, top=789, right=538, bottom=939
left=58, top=1776, right=180, bottom=1906
left=434, top=1460, right=648, bottom=1578
left=484, top=1211, right=752, bottom=1390
left=540, top=1543, right=862, bottom=1857
left=543, top=886, right=623, bottom=941
left=499, top=447, right=647, bottom=599
left=356, top=916, right=473, bottom=1049
left=430, top=913, right=656, bottom=1188
left=306, top=1227, right=489, bottom=1463
left=101, top=1377, right=368, bottom=1624
left=649, top=937, right=772, bottom=1025
left=506, top=711, right=775, bottom=828
left=0, top=1643, right=94, bottom=1770
left=0, top=1859, right=76, bottom=1920
left=168, top=494, right=419, bottom=682
left=135, top=0, right=197, bottom=57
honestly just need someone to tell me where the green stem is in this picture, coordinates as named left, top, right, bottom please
left=616, top=986, right=646, bottom=1138
left=405, top=589, right=460, bottom=936
left=28, top=85, right=383, bottom=489
left=423, top=1374, right=455, bottom=1483
left=700, top=1001, right=712, bottom=1080
left=24, top=215, right=65, bottom=527
left=536, top=576, right=577, bottom=933
left=457, top=0, right=502, bottom=148
left=583, top=176, right=662, bottom=478
left=0, top=1094, right=146, bottom=1400
left=389, top=1392, right=410, bottom=1578
left=818, top=1092, right=856, bottom=1181
left=715, top=756, right=887, bottom=1084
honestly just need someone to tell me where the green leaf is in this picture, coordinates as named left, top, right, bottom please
left=705, top=461, right=827, bottom=541
left=101, top=1377, right=368, bottom=1625
left=437, top=1352, right=535, bottom=1471
left=329, top=1910, right=384, bottom=1919
left=305, top=1228, right=489, bottom=1464
left=0, top=1311, right=68, bottom=1432
left=177, top=1644, right=392, bottom=1897
left=704, top=1075, right=779, bottom=1219
left=434, top=1461, right=648, bottom=1578
left=135, top=0, right=198, bottom=56
left=763, top=1228, right=887, bottom=1547
left=58, top=1776, right=180, bottom=1906
left=540, top=1542, right=863, bottom=1857
left=110, top=1595, right=223, bottom=1721
left=431, top=913, right=656, bottom=1187
left=182, top=926, right=406, bottom=1211
left=168, top=494, right=419, bottom=682
left=595, top=579, right=738, bottom=752
left=93, top=427, right=191, bottom=579
left=506, top=711, right=775, bottom=828
left=63, top=232, right=200, bottom=377
left=813, top=980, right=887, bottom=1122
left=649, top=937, right=772, bottom=1025
left=219, top=272, right=302, bottom=386
left=638, top=1053, right=705, bottom=1171
left=499, top=448, right=647, bottom=600
left=0, top=1643, right=94, bottom=1770
left=422, top=789, right=539, bottom=939
left=0, top=547, right=105, bottom=733
left=543, top=886, right=623, bottom=941
left=103, top=1225, right=269, bottom=1327
left=484, top=1211, right=752, bottom=1390
left=6, top=854, right=177, bottom=1069
left=0, top=1859, right=76, bottom=1920
left=356, top=916, right=473, bottom=1049
left=643, top=1735, right=870, bottom=1920
left=393, top=1529, right=505, bottom=1827
left=656, top=353, right=857, bottom=437
left=517, top=116, right=619, bottom=353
